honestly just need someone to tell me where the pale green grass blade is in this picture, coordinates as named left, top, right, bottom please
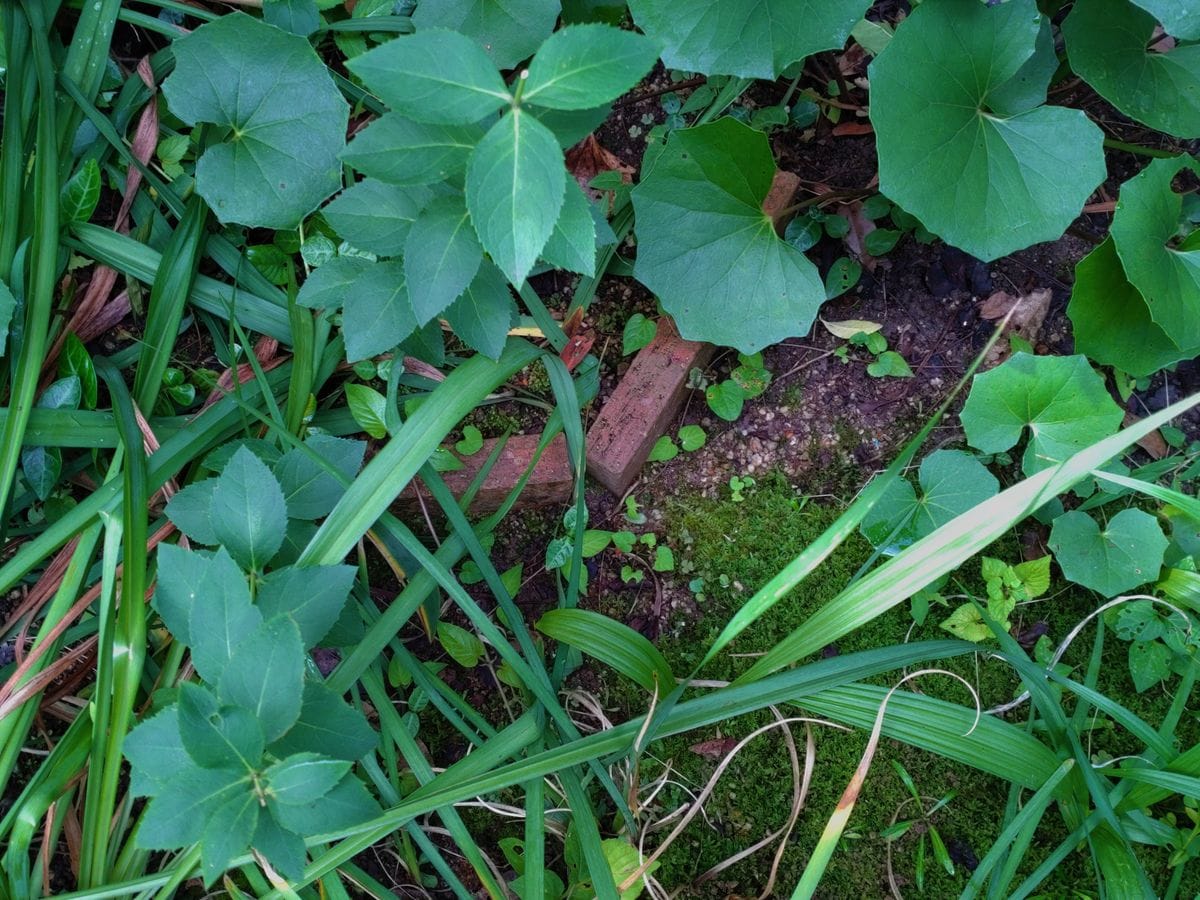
left=1094, top=468, right=1200, bottom=522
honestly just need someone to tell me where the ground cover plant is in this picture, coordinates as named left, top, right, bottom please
left=2, top=0, right=1200, bottom=897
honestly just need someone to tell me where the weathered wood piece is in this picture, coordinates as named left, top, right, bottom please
left=396, top=433, right=572, bottom=515
left=585, top=317, right=713, bottom=495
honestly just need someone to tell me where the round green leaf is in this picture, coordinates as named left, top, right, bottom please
left=412, top=0, right=559, bottom=69
left=959, top=353, right=1124, bottom=476
left=1109, top=156, right=1200, bottom=350
left=1049, top=508, right=1168, bottom=596
left=626, top=0, right=872, bottom=79
left=631, top=119, right=825, bottom=353
left=162, top=14, right=349, bottom=228
left=870, top=0, right=1105, bottom=261
left=347, top=29, right=510, bottom=125
left=1064, top=0, right=1200, bottom=139
left=705, top=380, right=744, bottom=421
left=678, top=424, right=706, bottom=451
left=523, top=24, right=658, bottom=111
left=466, top=110, right=565, bottom=285
left=1127, top=0, right=1200, bottom=39
left=622, top=313, right=656, bottom=356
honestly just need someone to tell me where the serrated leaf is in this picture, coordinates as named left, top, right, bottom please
left=136, top=766, right=250, bottom=850
left=124, top=706, right=190, bottom=796
left=523, top=24, right=658, bottom=110
left=405, top=195, right=483, bottom=325
left=218, top=616, right=305, bottom=741
left=622, top=314, right=656, bottom=356
left=165, top=481, right=219, bottom=546
left=1129, top=638, right=1173, bottom=692
left=443, top=259, right=519, bottom=360
left=253, top=814, right=308, bottom=881
left=343, top=260, right=418, bottom=361
left=438, top=621, right=486, bottom=667
left=1064, top=0, right=1200, bottom=139
left=295, top=257, right=371, bottom=311
left=265, top=753, right=351, bottom=805
left=268, top=773, right=381, bottom=835
left=324, top=180, right=432, bottom=257
left=960, top=353, right=1123, bottom=476
left=1049, top=508, right=1168, bottom=596
left=632, top=119, right=825, bottom=353
left=411, top=0, right=558, bottom=69
left=466, top=110, right=565, bottom=285
left=256, top=564, right=356, bottom=647
left=200, top=790, right=260, bottom=886
left=180, top=547, right=263, bottom=682
left=162, top=14, right=348, bottom=228
left=345, top=383, right=388, bottom=438
left=627, top=0, right=872, bottom=79
left=342, top=115, right=482, bottom=186
left=647, top=436, right=678, bottom=462
left=273, top=434, right=367, bottom=520
left=541, top=178, right=597, bottom=276
left=61, top=159, right=101, bottom=225
left=268, top=682, right=378, bottom=761
left=211, top=447, right=288, bottom=571
left=347, top=29, right=510, bottom=125
left=178, top=682, right=265, bottom=772
left=870, top=0, right=1105, bottom=261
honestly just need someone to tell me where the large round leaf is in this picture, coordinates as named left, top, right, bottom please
left=1128, top=0, right=1200, bottom=41
left=959, top=353, right=1123, bottom=476
left=626, top=0, right=872, bottom=79
left=1063, top=0, right=1200, bottom=139
left=412, top=0, right=559, bottom=69
left=631, top=119, right=824, bottom=353
left=1110, top=155, right=1200, bottom=349
left=1049, top=509, right=1168, bottom=596
left=870, top=0, right=1105, bottom=261
left=162, top=14, right=349, bottom=229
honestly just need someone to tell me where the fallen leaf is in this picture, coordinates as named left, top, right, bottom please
left=836, top=200, right=877, bottom=270
left=560, top=330, right=595, bottom=371
left=1123, top=411, right=1169, bottom=459
left=689, top=737, right=738, bottom=761
left=832, top=121, right=873, bottom=137
left=821, top=318, right=882, bottom=339
left=566, top=134, right=633, bottom=199
left=978, top=288, right=1051, bottom=368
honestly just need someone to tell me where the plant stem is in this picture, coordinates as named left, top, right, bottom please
left=1102, top=137, right=1179, bottom=159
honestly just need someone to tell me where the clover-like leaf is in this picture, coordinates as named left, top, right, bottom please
left=1049, top=508, right=1168, bottom=596
left=162, top=14, right=349, bottom=228
left=959, top=353, right=1123, bottom=476
left=466, top=109, right=565, bottom=285
left=870, top=0, right=1105, bottom=261
left=627, top=0, right=872, bottom=79
left=523, top=24, right=658, bottom=111
left=1064, top=0, right=1200, bottom=139
left=632, top=119, right=824, bottom=353
left=411, top=0, right=559, bottom=69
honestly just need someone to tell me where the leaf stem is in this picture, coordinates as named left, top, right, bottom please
left=1102, top=137, right=1179, bottom=159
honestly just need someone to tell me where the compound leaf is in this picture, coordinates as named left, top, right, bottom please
left=632, top=118, right=824, bottom=353
left=1049, top=508, right=1168, bottom=596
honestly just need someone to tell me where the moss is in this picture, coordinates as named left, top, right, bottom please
left=591, top=472, right=1196, bottom=898
left=465, top=403, right=524, bottom=438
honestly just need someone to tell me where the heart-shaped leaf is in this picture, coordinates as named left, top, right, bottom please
left=870, top=0, right=1105, bottom=261
left=1049, top=508, right=1168, bottom=596
left=162, top=14, right=349, bottom=228
left=632, top=119, right=825, bottom=353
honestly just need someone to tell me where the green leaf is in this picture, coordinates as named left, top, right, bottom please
left=622, top=314, right=656, bottom=356
left=405, top=195, right=483, bottom=325
left=263, top=0, right=319, bottom=36
left=533, top=103, right=614, bottom=149
left=296, top=257, right=372, bottom=310
left=602, top=839, right=658, bottom=900
left=541, top=178, right=597, bottom=276
left=444, top=259, right=520, bottom=360
left=1067, top=237, right=1192, bottom=377
left=1064, top=0, right=1200, bottom=139
left=647, top=436, right=678, bottom=462
left=253, top=814, right=308, bottom=881
left=268, top=773, right=381, bottom=835
left=178, top=682, right=265, bottom=772
left=162, top=14, right=348, bottom=228
left=211, top=446, right=288, bottom=571
left=246, top=244, right=291, bottom=285
left=60, top=159, right=101, bottom=225
left=1013, top=556, right=1052, bottom=599
left=323, top=180, right=432, bottom=257
left=438, top=621, right=486, bottom=667
left=582, top=530, right=612, bottom=557
left=653, top=545, right=675, bottom=572
left=940, top=603, right=992, bottom=643
left=678, top=424, right=706, bottom=452
left=345, top=383, right=389, bottom=438
left=731, top=362, right=771, bottom=398
left=456, top=425, right=485, bottom=455
left=0, top=278, right=14, bottom=356
left=1127, top=0, right=1200, bottom=40
left=860, top=450, right=999, bottom=549
left=181, top=547, right=263, bottom=682
left=342, top=115, right=482, bottom=186
left=21, top=446, right=60, bottom=501
left=343, top=260, right=419, bottom=361
left=1049, top=508, right=1168, bottom=596
left=1109, top=156, right=1200, bottom=350
left=706, top=380, right=744, bottom=421
left=218, top=616, right=306, bottom=741
left=268, top=682, right=377, bottom=761
left=824, top=256, right=862, bottom=300
left=627, top=0, right=872, bottom=79
left=136, top=766, right=249, bottom=850
left=124, top=707, right=190, bottom=796
left=959, top=353, right=1123, bottom=476
left=59, top=333, right=98, bottom=410
left=466, top=110, right=565, bottom=285
left=347, top=29, right=510, bottom=125
left=265, top=753, right=352, bottom=805
left=866, top=350, right=913, bottom=378
left=632, top=119, right=825, bottom=353
left=870, top=0, right=1105, bottom=261
left=273, top=435, right=367, bottom=520
left=411, top=0, right=559, bottom=69
left=537, top=608, right=675, bottom=692
left=200, top=790, right=260, bottom=886
left=1129, top=639, right=1173, bottom=692
left=523, top=24, right=658, bottom=110
left=256, top=564, right=356, bottom=647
